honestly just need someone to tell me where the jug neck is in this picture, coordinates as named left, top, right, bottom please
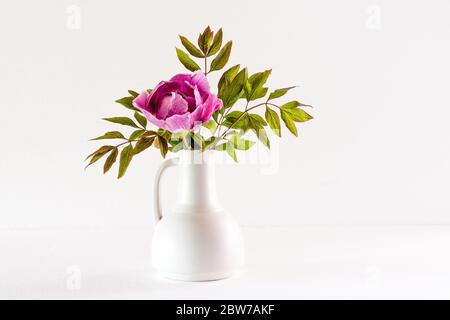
left=174, top=150, right=222, bottom=213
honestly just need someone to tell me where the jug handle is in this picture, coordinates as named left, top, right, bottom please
left=153, top=157, right=179, bottom=223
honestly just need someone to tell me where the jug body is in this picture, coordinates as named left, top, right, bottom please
left=152, top=151, right=244, bottom=281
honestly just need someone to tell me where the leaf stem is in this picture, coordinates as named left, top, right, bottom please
left=209, top=98, right=309, bottom=151
left=113, top=129, right=156, bottom=148
left=116, top=140, right=135, bottom=148
left=216, top=100, right=249, bottom=137
left=244, top=100, right=250, bottom=112
left=206, top=102, right=268, bottom=151
left=265, top=102, right=280, bottom=109
left=219, top=103, right=265, bottom=138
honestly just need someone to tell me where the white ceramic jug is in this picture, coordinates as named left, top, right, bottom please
left=152, top=150, right=244, bottom=281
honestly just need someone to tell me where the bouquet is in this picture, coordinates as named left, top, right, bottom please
left=86, top=26, right=313, bottom=178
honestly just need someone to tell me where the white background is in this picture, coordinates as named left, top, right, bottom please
left=1, top=0, right=450, bottom=299
left=2, top=0, right=450, bottom=228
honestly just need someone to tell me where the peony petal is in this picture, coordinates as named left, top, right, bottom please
left=170, top=72, right=210, bottom=100
left=138, top=72, right=218, bottom=132
left=191, top=71, right=210, bottom=96
left=156, top=92, right=189, bottom=120
left=184, top=96, right=196, bottom=111
left=200, top=93, right=223, bottom=123
left=169, top=74, right=195, bottom=97
left=150, top=81, right=178, bottom=114
left=140, top=108, right=166, bottom=129
left=132, top=91, right=151, bottom=112
left=167, top=93, right=189, bottom=117
left=190, top=101, right=204, bottom=124
left=156, top=94, right=172, bottom=119
left=191, top=119, right=203, bottom=131
left=169, top=73, right=192, bottom=85
left=165, top=113, right=192, bottom=132
left=193, top=86, right=203, bottom=106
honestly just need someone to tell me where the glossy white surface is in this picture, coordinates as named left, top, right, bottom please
left=1, top=226, right=449, bottom=299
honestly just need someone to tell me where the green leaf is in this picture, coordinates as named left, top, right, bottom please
left=176, top=48, right=201, bottom=72
left=212, top=110, right=220, bottom=122
left=102, top=117, right=140, bottom=128
left=255, top=126, right=270, bottom=148
left=203, top=119, right=217, bottom=133
left=198, top=26, right=213, bottom=54
left=167, top=131, right=185, bottom=152
left=223, top=67, right=247, bottom=107
left=85, top=145, right=114, bottom=161
left=179, top=35, right=204, bottom=58
left=203, top=136, right=219, bottom=151
left=156, top=129, right=172, bottom=141
left=156, top=135, right=169, bottom=158
left=170, top=130, right=188, bottom=142
left=218, top=64, right=240, bottom=99
left=226, top=142, right=238, bottom=162
left=284, top=108, right=314, bottom=122
left=118, top=144, right=133, bottom=179
left=214, top=141, right=237, bottom=161
left=103, top=147, right=118, bottom=174
left=215, top=142, right=228, bottom=151
left=223, top=111, right=249, bottom=131
left=246, top=70, right=271, bottom=101
left=208, top=28, right=223, bottom=56
left=169, top=140, right=184, bottom=153
left=133, top=136, right=155, bottom=155
left=128, top=90, right=139, bottom=98
left=265, top=107, right=281, bottom=137
left=224, top=111, right=244, bottom=119
left=86, top=151, right=108, bottom=169
left=129, top=129, right=145, bottom=141
left=115, top=96, right=139, bottom=111
left=249, top=70, right=271, bottom=86
left=223, top=130, right=240, bottom=138
left=85, top=145, right=114, bottom=168
left=209, top=41, right=232, bottom=72
left=185, top=132, right=203, bottom=150
left=247, top=116, right=270, bottom=148
left=134, top=111, right=147, bottom=128
left=249, top=113, right=267, bottom=126
left=280, top=101, right=301, bottom=109
left=268, top=86, right=296, bottom=101
left=230, top=134, right=255, bottom=151
left=251, top=87, right=268, bottom=101
left=280, top=110, right=298, bottom=137
left=193, top=133, right=204, bottom=149
left=90, top=131, right=125, bottom=141
left=141, top=130, right=157, bottom=137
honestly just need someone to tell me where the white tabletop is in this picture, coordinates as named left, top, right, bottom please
left=1, top=226, right=449, bottom=299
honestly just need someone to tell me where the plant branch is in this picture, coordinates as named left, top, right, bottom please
left=219, top=102, right=266, bottom=139
left=266, top=102, right=281, bottom=109
left=112, top=129, right=157, bottom=149
left=204, top=102, right=268, bottom=151
left=215, top=100, right=249, bottom=138
left=116, top=140, right=135, bottom=148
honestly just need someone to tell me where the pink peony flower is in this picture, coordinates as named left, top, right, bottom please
left=133, top=72, right=222, bottom=133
